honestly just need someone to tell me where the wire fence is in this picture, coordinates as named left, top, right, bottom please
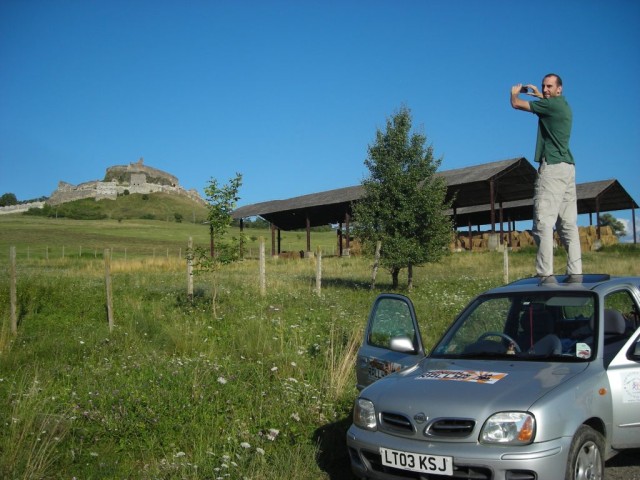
left=5, top=239, right=330, bottom=336
left=0, top=243, right=342, bottom=263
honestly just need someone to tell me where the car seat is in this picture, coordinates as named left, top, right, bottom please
left=518, top=306, right=555, bottom=352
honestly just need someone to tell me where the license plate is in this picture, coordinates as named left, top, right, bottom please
left=380, top=447, right=453, bottom=475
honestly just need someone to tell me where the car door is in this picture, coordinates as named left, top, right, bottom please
left=355, top=293, right=425, bottom=390
left=607, top=328, right=640, bottom=449
left=604, top=287, right=640, bottom=449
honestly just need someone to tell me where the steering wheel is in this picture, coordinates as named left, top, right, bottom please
left=476, top=332, right=521, bottom=352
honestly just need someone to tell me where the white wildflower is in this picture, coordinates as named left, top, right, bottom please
left=217, top=377, right=227, bottom=385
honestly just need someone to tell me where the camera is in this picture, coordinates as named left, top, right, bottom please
left=520, top=86, right=529, bottom=93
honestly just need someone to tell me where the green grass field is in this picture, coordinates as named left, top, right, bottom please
left=1, top=213, right=638, bottom=479
left=0, top=213, right=341, bottom=263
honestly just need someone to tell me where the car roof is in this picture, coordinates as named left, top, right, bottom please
left=485, top=274, right=640, bottom=296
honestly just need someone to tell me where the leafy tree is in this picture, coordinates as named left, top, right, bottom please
left=203, top=173, right=243, bottom=258
left=0, top=193, right=18, bottom=206
left=599, top=213, right=627, bottom=237
left=189, top=173, right=243, bottom=316
left=353, top=107, right=453, bottom=289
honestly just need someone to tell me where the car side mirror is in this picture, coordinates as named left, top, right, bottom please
left=390, top=336, right=416, bottom=354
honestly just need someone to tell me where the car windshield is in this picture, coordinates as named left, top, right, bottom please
left=432, top=292, right=597, bottom=361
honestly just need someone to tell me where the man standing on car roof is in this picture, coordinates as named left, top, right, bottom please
left=511, top=73, right=582, bottom=279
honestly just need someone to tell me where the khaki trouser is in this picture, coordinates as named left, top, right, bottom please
left=532, top=160, right=582, bottom=276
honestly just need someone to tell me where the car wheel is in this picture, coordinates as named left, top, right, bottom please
left=565, top=425, right=604, bottom=480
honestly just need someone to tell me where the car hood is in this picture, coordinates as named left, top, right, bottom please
left=361, top=357, right=588, bottom=418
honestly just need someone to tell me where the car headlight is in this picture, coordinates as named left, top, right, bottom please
left=353, top=398, right=377, bottom=431
left=480, top=412, right=535, bottom=444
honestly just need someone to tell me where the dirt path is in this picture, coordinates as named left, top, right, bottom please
left=605, top=448, right=640, bottom=479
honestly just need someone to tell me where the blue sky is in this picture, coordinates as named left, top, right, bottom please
left=1, top=0, right=639, bottom=240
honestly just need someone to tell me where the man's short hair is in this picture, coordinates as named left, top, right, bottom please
left=544, top=73, right=563, bottom=87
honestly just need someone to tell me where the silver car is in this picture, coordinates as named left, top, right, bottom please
left=347, top=274, right=640, bottom=480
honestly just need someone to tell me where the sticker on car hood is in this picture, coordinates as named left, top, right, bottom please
left=417, top=369, right=508, bottom=384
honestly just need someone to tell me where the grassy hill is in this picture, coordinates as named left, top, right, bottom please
left=0, top=200, right=341, bottom=264
left=29, top=192, right=210, bottom=223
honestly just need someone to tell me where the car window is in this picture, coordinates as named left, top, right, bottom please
left=446, top=297, right=511, bottom=351
left=604, top=290, right=640, bottom=332
left=368, top=297, right=416, bottom=350
left=432, top=293, right=596, bottom=361
left=602, top=289, right=639, bottom=366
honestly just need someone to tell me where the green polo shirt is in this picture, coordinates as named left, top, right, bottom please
left=529, top=96, right=574, bottom=165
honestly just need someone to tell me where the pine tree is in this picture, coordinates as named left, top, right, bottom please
left=353, top=107, right=453, bottom=289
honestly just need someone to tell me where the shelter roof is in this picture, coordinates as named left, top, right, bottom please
left=232, top=185, right=363, bottom=230
left=451, top=179, right=638, bottom=227
left=232, top=158, right=636, bottom=231
left=576, top=179, right=639, bottom=213
left=440, top=157, right=536, bottom=208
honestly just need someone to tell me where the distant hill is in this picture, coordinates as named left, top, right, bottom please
left=26, top=192, right=209, bottom=223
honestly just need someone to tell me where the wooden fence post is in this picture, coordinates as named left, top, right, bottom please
left=371, top=241, right=382, bottom=290
left=104, top=249, right=114, bottom=332
left=503, top=247, right=509, bottom=284
left=187, top=237, right=193, bottom=302
left=259, top=237, right=266, bottom=296
left=10, top=246, right=17, bottom=335
left=315, top=246, right=322, bottom=296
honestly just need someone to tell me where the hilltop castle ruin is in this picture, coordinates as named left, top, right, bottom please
left=47, top=158, right=205, bottom=206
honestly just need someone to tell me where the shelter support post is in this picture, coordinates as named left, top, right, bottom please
left=344, top=213, right=351, bottom=256
left=596, top=197, right=601, bottom=240
left=489, top=179, right=496, bottom=233
left=271, top=223, right=276, bottom=256
left=306, top=214, right=311, bottom=257
left=338, top=223, right=343, bottom=256
left=499, top=202, right=504, bottom=246
left=277, top=228, right=281, bottom=255
left=633, top=205, right=637, bottom=244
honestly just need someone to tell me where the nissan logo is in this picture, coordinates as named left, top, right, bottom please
left=414, top=413, right=427, bottom=424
